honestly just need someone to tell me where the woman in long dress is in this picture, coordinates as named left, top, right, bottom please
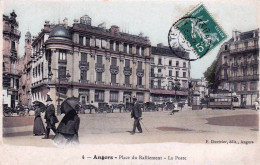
left=33, top=106, right=46, bottom=136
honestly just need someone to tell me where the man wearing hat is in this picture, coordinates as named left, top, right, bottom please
left=131, top=97, right=143, bottom=134
left=43, top=95, right=59, bottom=139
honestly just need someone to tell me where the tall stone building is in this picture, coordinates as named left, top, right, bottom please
left=2, top=11, right=21, bottom=108
left=215, top=29, right=259, bottom=108
left=17, top=31, right=33, bottom=106
left=150, top=44, right=190, bottom=104
left=31, top=16, right=151, bottom=114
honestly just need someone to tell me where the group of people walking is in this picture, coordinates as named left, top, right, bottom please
left=33, top=95, right=80, bottom=146
left=33, top=95, right=144, bottom=146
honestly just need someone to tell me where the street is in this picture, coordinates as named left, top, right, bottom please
left=3, top=108, right=259, bottom=147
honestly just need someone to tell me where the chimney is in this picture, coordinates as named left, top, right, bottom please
left=110, top=25, right=120, bottom=35
left=63, top=17, right=68, bottom=27
left=44, top=20, right=50, bottom=31
left=157, top=43, right=164, bottom=47
left=232, top=29, right=241, bottom=41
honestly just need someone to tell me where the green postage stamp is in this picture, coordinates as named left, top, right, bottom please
left=168, top=4, right=227, bottom=60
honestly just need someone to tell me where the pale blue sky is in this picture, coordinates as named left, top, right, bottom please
left=3, top=0, right=259, bottom=78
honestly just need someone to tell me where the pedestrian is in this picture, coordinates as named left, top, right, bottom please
left=43, top=95, right=59, bottom=139
left=255, top=99, right=259, bottom=111
left=33, top=105, right=45, bottom=136
left=53, top=97, right=80, bottom=146
left=131, top=98, right=142, bottom=134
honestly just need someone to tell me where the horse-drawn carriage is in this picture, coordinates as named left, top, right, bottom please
left=3, top=104, right=26, bottom=117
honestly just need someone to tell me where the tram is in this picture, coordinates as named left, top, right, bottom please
left=208, top=92, right=240, bottom=109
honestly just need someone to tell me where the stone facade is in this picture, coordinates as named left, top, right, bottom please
left=2, top=11, right=21, bottom=108
left=31, top=16, right=151, bottom=113
left=215, top=29, right=259, bottom=108
left=17, top=32, right=33, bottom=106
left=150, top=44, right=190, bottom=104
left=190, top=78, right=208, bottom=100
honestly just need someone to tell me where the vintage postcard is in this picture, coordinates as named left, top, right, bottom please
left=0, top=0, right=259, bottom=164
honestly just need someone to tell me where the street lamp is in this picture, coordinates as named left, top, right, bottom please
left=57, top=71, right=71, bottom=115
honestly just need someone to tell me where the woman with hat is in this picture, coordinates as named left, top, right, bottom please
left=53, top=97, right=80, bottom=146
left=33, top=103, right=46, bottom=136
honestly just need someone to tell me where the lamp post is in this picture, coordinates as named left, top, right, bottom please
left=57, top=72, right=71, bottom=115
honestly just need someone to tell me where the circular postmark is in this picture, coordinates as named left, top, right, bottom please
left=168, top=16, right=213, bottom=61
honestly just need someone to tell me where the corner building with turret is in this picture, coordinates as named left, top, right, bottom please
left=31, top=15, right=151, bottom=113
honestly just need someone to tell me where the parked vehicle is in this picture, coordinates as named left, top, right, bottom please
left=3, top=104, right=26, bottom=117
left=97, top=102, right=112, bottom=113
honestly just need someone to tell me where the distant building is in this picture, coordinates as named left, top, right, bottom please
left=2, top=11, right=21, bottom=108
left=17, top=31, right=33, bottom=106
left=150, top=43, right=190, bottom=104
left=215, top=29, right=259, bottom=108
left=190, top=77, right=209, bottom=100
left=30, top=15, right=151, bottom=114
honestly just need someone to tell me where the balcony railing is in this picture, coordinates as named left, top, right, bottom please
left=110, top=82, right=120, bottom=87
left=95, top=81, right=105, bottom=85
left=79, top=61, right=89, bottom=66
left=110, top=65, right=119, bottom=74
left=79, top=79, right=89, bottom=84
left=58, top=59, right=67, bottom=64
left=152, top=86, right=165, bottom=90
left=155, top=73, right=163, bottom=78
left=3, top=27, right=21, bottom=37
left=124, top=84, right=132, bottom=88
left=230, top=45, right=259, bottom=54
left=123, top=67, right=132, bottom=76
left=228, top=74, right=259, bottom=81
left=136, top=69, right=144, bottom=77
left=95, top=63, right=105, bottom=72
left=136, top=85, right=144, bottom=88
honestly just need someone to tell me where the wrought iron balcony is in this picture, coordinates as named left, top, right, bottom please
left=58, top=59, right=67, bottom=64
left=79, top=79, right=89, bottom=84
left=230, top=45, right=259, bottom=54
left=123, top=67, right=132, bottom=76
left=79, top=61, right=89, bottom=70
left=155, top=73, right=163, bottom=78
left=136, top=69, right=144, bottom=77
left=110, top=65, right=119, bottom=74
left=124, top=84, right=132, bottom=88
left=3, top=27, right=21, bottom=37
left=110, top=82, right=120, bottom=87
left=136, top=85, right=144, bottom=88
left=228, top=74, right=259, bottom=81
left=95, top=81, right=105, bottom=85
left=152, top=86, right=165, bottom=90
left=95, top=63, right=105, bottom=72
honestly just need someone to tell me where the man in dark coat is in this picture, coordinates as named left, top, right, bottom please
left=43, top=95, right=59, bottom=139
left=131, top=98, right=142, bottom=134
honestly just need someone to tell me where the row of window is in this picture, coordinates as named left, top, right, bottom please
left=151, top=68, right=187, bottom=78
left=78, top=36, right=145, bottom=56
left=231, top=82, right=258, bottom=92
left=32, top=62, right=44, bottom=78
left=151, top=58, right=187, bottom=68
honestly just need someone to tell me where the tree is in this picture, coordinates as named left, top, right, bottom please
left=204, top=60, right=217, bottom=89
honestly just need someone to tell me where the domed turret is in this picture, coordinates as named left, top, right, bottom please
left=25, top=31, right=31, bottom=40
left=80, top=15, right=91, bottom=25
left=49, top=25, right=72, bottom=39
